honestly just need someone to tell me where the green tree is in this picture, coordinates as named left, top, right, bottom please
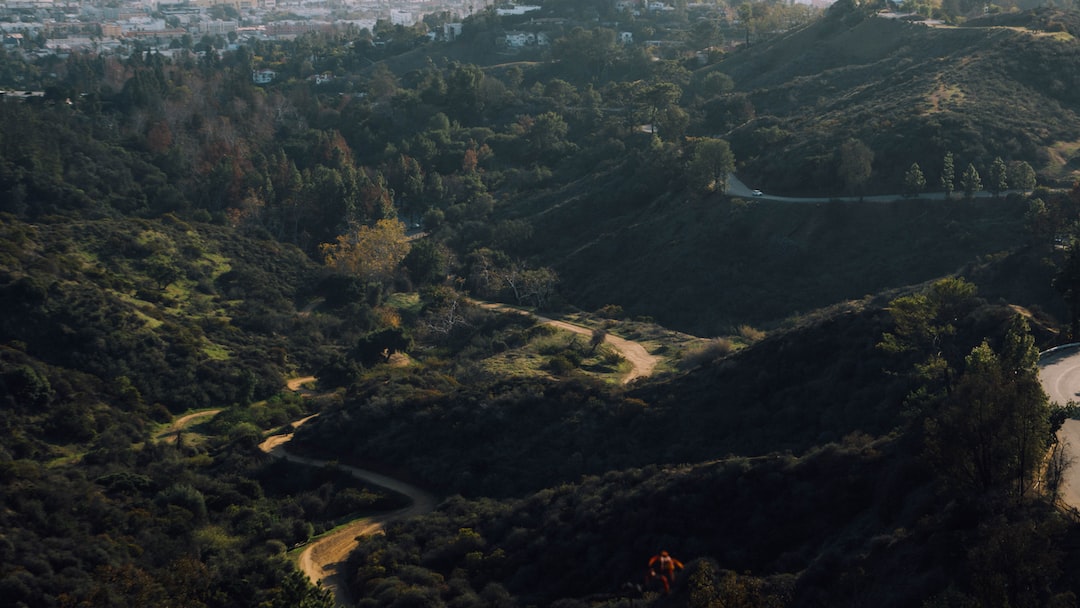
left=737, top=2, right=756, bottom=45
left=1054, top=242, right=1080, bottom=340
left=266, top=571, right=336, bottom=608
left=838, top=138, right=873, bottom=199
left=903, top=162, right=926, bottom=198
left=941, top=151, right=955, bottom=200
left=352, top=327, right=411, bottom=367
left=688, top=138, right=736, bottom=194
left=643, top=82, right=682, bottom=140
left=446, top=62, right=485, bottom=120
left=403, top=239, right=449, bottom=286
left=960, top=163, right=981, bottom=199
left=879, top=277, right=979, bottom=395
left=924, top=316, right=1050, bottom=501
left=988, top=156, right=1008, bottom=197
left=589, top=328, right=607, bottom=354
left=691, top=18, right=722, bottom=49
left=524, top=111, right=570, bottom=161
left=551, top=27, right=619, bottom=83
left=1024, top=198, right=1054, bottom=247
left=694, top=71, right=735, bottom=98
left=1008, top=160, right=1037, bottom=191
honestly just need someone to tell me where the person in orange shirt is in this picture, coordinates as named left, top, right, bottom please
left=646, top=550, right=684, bottom=594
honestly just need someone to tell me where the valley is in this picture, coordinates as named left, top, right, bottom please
left=4, top=1, right=1080, bottom=607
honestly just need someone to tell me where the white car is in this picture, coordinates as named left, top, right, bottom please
left=751, top=189, right=763, bottom=196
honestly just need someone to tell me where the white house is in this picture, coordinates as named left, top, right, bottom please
left=252, top=69, right=275, bottom=84
left=496, top=5, right=541, bottom=16
left=503, top=31, right=549, bottom=49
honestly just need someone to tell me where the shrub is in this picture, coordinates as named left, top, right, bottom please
left=678, top=338, right=734, bottom=370
left=547, top=356, right=576, bottom=376
left=738, top=325, right=766, bottom=343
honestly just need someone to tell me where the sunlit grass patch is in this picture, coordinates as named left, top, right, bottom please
left=201, top=341, right=231, bottom=361
left=1045, top=139, right=1080, bottom=181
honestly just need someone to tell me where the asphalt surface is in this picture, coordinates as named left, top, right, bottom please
left=725, top=173, right=1020, bottom=203
left=1039, top=345, right=1080, bottom=509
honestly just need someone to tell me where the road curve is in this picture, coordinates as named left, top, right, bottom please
left=726, top=172, right=1022, bottom=204
left=259, top=411, right=437, bottom=606
left=1038, top=345, right=1080, bottom=509
left=475, top=301, right=659, bottom=384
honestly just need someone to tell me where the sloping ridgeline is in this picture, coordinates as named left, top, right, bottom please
left=718, top=7, right=1080, bottom=194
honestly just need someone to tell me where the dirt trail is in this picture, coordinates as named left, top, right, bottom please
left=477, top=302, right=659, bottom=384
left=156, top=409, right=222, bottom=443
left=259, top=379, right=437, bottom=606
left=286, top=375, right=317, bottom=393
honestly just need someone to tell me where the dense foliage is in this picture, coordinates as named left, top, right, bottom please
left=4, top=2, right=1080, bottom=607
left=0, top=210, right=425, bottom=606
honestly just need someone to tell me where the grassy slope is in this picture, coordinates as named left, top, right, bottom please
left=494, top=9, right=1064, bottom=336
left=717, top=10, right=1080, bottom=193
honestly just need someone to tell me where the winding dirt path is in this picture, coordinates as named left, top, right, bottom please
left=260, top=377, right=438, bottom=606
left=156, top=409, right=222, bottom=443
left=477, top=302, right=659, bottom=384
left=535, top=314, right=658, bottom=384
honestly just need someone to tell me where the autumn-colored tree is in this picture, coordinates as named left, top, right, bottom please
left=320, top=219, right=409, bottom=284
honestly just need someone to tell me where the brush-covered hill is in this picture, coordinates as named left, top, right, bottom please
left=495, top=6, right=1080, bottom=335
left=4, top=6, right=1080, bottom=607
left=520, top=174, right=1033, bottom=335
left=714, top=5, right=1080, bottom=194
left=297, top=279, right=1080, bottom=608
left=0, top=214, right=411, bottom=607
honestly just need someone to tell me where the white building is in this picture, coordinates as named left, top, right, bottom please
left=503, top=31, right=549, bottom=48
left=496, top=5, right=541, bottom=16
left=252, top=68, right=275, bottom=84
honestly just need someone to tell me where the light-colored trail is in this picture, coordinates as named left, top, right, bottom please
left=156, top=409, right=222, bottom=443
left=260, top=377, right=437, bottom=607
left=476, top=301, right=659, bottom=384
left=156, top=376, right=437, bottom=605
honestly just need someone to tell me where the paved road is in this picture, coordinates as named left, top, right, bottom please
left=726, top=173, right=1020, bottom=203
left=1039, top=345, right=1080, bottom=509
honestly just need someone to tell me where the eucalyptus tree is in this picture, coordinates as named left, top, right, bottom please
left=960, top=163, right=981, bottom=199
left=903, top=162, right=926, bottom=198
left=941, top=151, right=955, bottom=200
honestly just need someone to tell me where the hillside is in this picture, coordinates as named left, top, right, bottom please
left=298, top=284, right=1080, bottom=607
left=0, top=215, right=415, bottom=607
left=509, top=160, right=1033, bottom=334
left=3, top=4, right=1080, bottom=608
left=715, top=7, right=1080, bottom=194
